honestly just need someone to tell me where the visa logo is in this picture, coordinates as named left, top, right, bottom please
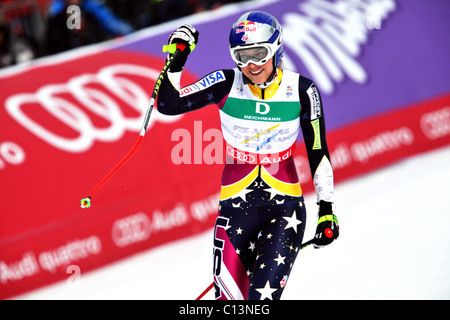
left=196, top=71, right=225, bottom=89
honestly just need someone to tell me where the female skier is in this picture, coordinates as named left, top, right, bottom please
left=157, top=11, right=339, bottom=300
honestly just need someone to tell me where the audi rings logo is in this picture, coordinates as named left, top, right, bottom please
left=226, top=146, right=256, bottom=163
left=112, top=212, right=152, bottom=248
left=4, top=52, right=183, bottom=153
left=420, top=106, right=450, bottom=140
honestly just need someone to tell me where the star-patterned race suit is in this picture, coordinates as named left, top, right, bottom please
left=157, top=67, right=334, bottom=300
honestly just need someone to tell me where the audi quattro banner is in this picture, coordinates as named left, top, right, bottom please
left=0, top=50, right=224, bottom=298
left=1, top=0, right=449, bottom=299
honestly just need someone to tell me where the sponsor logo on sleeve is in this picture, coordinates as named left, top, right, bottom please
left=307, top=84, right=321, bottom=120
left=195, top=71, right=226, bottom=90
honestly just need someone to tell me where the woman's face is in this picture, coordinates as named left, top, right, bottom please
left=240, top=57, right=274, bottom=85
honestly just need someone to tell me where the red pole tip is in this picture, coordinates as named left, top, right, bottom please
left=325, top=228, right=333, bottom=238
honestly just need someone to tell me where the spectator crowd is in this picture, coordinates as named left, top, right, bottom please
left=0, top=0, right=248, bottom=68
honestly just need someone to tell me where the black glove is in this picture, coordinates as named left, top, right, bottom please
left=165, top=24, right=199, bottom=72
left=314, top=201, right=339, bottom=248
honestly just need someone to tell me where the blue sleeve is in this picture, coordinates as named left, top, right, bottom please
left=48, top=0, right=65, bottom=16
left=82, top=0, right=134, bottom=35
left=157, top=69, right=235, bottom=115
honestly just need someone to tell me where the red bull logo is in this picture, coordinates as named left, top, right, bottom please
left=237, top=20, right=256, bottom=27
left=235, top=20, right=257, bottom=34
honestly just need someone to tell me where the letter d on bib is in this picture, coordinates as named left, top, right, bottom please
left=256, top=102, right=270, bottom=115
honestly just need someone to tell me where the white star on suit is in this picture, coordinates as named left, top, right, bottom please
left=274, top=254, right=286, bottom=266
left=282, top=211, right=302, bottom=233
left=231, top=188, right=253, bottom=202
left=263, top=186, right=285, bottom=200
left=256, top=280, right=277, bottom=300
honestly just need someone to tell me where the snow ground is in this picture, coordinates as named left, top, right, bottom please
left=18, top=146, right=450, bottom=300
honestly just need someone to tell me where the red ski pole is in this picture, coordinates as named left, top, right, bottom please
left=80, top=44, right=186, bottom=209
left=196, top=282, right=214, bottom=300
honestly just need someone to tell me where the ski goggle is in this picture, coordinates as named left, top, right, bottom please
left=230, top=44, right=274, bottom=68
